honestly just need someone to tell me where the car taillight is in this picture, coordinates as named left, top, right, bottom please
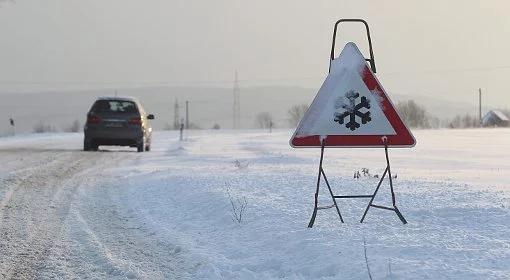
left=87, top=115, right=101, bottom=124
left=129, top=117, right=142, bottom=125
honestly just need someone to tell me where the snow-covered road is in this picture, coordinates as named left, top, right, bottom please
left=0, top=136, right=192, bottom=279
left=0, top=149, right=100, bottom=279
left=0, top=129, right=508, bottom=279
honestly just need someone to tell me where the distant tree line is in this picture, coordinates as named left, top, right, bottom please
left=284, top=100, right=508, bottom=130
left=448, top=114, right=479, bottom=129
left=285, top=100, right=436, bottom=129
left=255, top=112, right=273, bottom=129
left=32, top=119, right=82, bottom=133
left=287, top=104, right=308, bottom=128
left=33, top=121, right=57, bottom=133
left=7, top=101, right=506, bottom=136
left=395, top=100, right=433, bottom=128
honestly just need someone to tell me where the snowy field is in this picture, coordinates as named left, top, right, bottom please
left=0, top=128, right=509, bottom=279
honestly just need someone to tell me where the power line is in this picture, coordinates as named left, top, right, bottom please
left=1, top=64, right=510, bottom=87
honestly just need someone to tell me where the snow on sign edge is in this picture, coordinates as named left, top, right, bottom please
left=289, top=42, right=416, bottom=148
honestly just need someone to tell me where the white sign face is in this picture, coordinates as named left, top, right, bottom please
left=295, top=42, right=396, bottom=137
left=291, top=42, right=416, bottom=148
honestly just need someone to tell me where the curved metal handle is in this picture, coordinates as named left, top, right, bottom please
left=329, top=19, right=376, bottom=73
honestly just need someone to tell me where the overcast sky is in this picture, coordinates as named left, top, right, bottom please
left=1, top=0, right=509, bottom=108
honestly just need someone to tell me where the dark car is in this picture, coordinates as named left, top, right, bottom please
left=84, top=97, right=155, bottom=152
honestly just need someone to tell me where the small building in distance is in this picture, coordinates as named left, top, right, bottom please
left=482, top=110, right=509, bottom=127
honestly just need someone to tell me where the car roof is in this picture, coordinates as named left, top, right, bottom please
left=96, top=96, right=139, bottom=103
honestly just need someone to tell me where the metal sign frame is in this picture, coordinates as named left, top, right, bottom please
left=329, top=19, right=376, bottom=73
left=308, top=138, right=407, bottom=227
left=307, top=19, right=408, bottom=227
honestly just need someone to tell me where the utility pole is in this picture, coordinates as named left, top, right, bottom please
left=233, top=70, right=240, bottom=129
left=185, top=100, right=189, bottom=129
left=478, top=88, right=482, bottom=126
left=173, top=98, right=180, bottom=130
left=179, top=119, right=184, bottom=141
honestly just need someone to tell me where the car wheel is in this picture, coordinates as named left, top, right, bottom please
left=91, top=143, right=99, bottom=151
left=137, top=139, right=144, bottom=153
left=84, top=138, right=92, bottom=151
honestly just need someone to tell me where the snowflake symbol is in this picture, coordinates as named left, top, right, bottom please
left=333, top=90, right=371, bottom=131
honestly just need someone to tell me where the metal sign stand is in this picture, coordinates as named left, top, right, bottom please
left=308, top=140, right=345, bottom=227
left=308, top=139, right=407, bottom=228
left=307, top=19, right=407, bottom=228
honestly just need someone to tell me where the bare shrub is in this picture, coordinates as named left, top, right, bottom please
left=449, top=114, right=479, bottom=128
left=233, top=159, right=249, bottom=169
left=226, top=186, right=247, bottom=224
left=396, top=100, right=431, bottom=128
left=33, top=121, right=55, bottom=133
left=255, top=112, right=273, bottom=129
left=287, top=104, right=308, bottom=127
left=63, top=119, right=81, bottom=132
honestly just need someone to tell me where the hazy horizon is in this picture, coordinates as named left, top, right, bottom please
left=0, top=84, right=489, bottom=134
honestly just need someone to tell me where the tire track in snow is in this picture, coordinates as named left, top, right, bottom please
left=0, top=151, right=102, bottom=279
left=64, top=160, right=194, bottom=279
left=0, top=146, right=194, bottom=279
left=0, top=152, right=61, bottom=217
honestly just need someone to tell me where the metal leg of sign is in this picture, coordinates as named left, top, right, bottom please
left=321, top=169, right=344, bottom=224
left=307, top=144, right=323, bottom=228
left=308, top=142, right=405, bottom=227
left=359, top=144, right=407, bottom=224
left=308, top=141, right=344, bottom=228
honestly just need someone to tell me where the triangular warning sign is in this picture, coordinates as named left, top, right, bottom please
left=290, top=42, right=415, bottom=148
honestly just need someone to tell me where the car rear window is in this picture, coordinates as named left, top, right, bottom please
left=91, top=100, right=138, bottom=114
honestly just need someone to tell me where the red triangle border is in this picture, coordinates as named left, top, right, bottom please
left=291, top=65, right=416, bottom=148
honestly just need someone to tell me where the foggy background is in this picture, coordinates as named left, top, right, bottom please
left=0, top=0, right=509, bottom=133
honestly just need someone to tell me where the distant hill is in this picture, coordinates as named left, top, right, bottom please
left=0, top=86, right=481, bottom=134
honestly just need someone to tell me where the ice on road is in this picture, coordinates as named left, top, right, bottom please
left=0, top=129, right=508, bottom=279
